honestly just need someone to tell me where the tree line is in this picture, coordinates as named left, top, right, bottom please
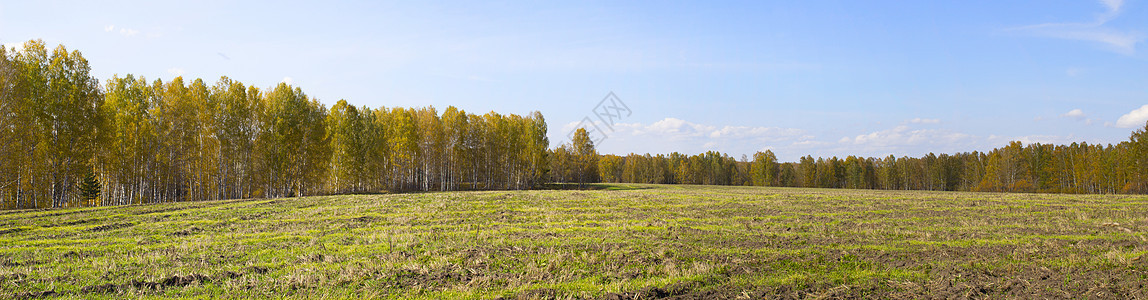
left=4, top=40, right=1148, bottom=210
left=599, top=151, right=743, bottom=186
left=1, top=40, right=549, bottom=209
left=597, top=130, right=1148, bottom=194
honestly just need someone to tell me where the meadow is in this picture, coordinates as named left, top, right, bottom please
left=2, top=184, right=1147, bottom=299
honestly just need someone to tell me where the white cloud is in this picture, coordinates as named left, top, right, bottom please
left=908, top=118, right=940, bottom=124
left=792, top=140, right=830, bottom=146
left=555, top=117, right=1104, bottom=162
left=1062, top=108, right=1086, bottom=119
left=842, top=125, right=973, bottom=148
left=105, top=24, right=141, bottom=37
left=166, top=68, right=185, bottom=77
left=559, top=117, right=810, bottom=158
left=1115, top=104, right=1148, bottom=128
left=1058, top=109, right=1099, bottom=125
left=1032, top=28, right=1143, bottom=55
left=1008, top=0, right=1143, bottom=55
left=606, top=118, right=806, bottom=143
left=1099, top=0, right=1124, bottom=13
left=282, top=77, right=295, bottom=85
left=634, top=118, right=705, bottom=138
left=834, top=124, right=1095, bottom=159
left=708, top=125, right=805, bottom=139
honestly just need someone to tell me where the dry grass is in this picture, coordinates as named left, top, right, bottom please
left=1, top=184, right=1147, bottom=299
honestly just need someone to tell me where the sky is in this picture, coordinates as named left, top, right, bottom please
left=2, top=0, right=1148, bottom=162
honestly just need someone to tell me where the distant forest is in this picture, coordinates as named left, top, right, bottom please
left=3, top=40, right=1147, bottom=209
left=598, top=137, right=1148, bottom=194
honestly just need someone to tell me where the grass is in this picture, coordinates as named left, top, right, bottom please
left=1, top=184, right=1147, bottom=299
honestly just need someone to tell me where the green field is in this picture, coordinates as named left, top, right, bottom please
left=2, top=184, right=1147, bottom=299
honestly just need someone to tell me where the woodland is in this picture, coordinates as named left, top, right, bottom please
left=3, top=40, right=1148, bottom=209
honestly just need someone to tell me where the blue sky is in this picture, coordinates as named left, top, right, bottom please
left=3, top=0, right=1147, bottom=161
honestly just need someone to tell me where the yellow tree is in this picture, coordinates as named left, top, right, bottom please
left=978, top=152, right=1003, bottom=192
left=155, top=77, right=200, bottom=201
left=549, top=144, right=575, bottom=183
left=1128, top=121, right=1148, bottom=193
left=211, top=77, right=258, bottom=199
left=526, top=111, right=549, bottom=188
left=327, top=99, right=369, bottom=193
left=388, top=107, right=418, bottom=191
left=441, top=106, right=468, bottom=190
left=504, top=114, right=523, bottom=189
left=36, top=44, right=104, bottom=207
left=259, top=83, right=309, bottom=197
left=0, top=43, right=24, bottom=208
left=415, top=107, right=443, bottom=190
left=189, top=78, right=219, bottom=201
left=9, top=40, right=51, bottom=208
left=751, top=150, right=779, bottom=186
left=571, top=128, right=598, bottom=186
left=299, top=97, right=330, bottom=196
left=100, top=75, right=156, bottom=205
left=364, top=106, right=391, bottom=191
left=598, top=155, right=622, bottom=183
left=481, top=112, right=507, bottom=189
